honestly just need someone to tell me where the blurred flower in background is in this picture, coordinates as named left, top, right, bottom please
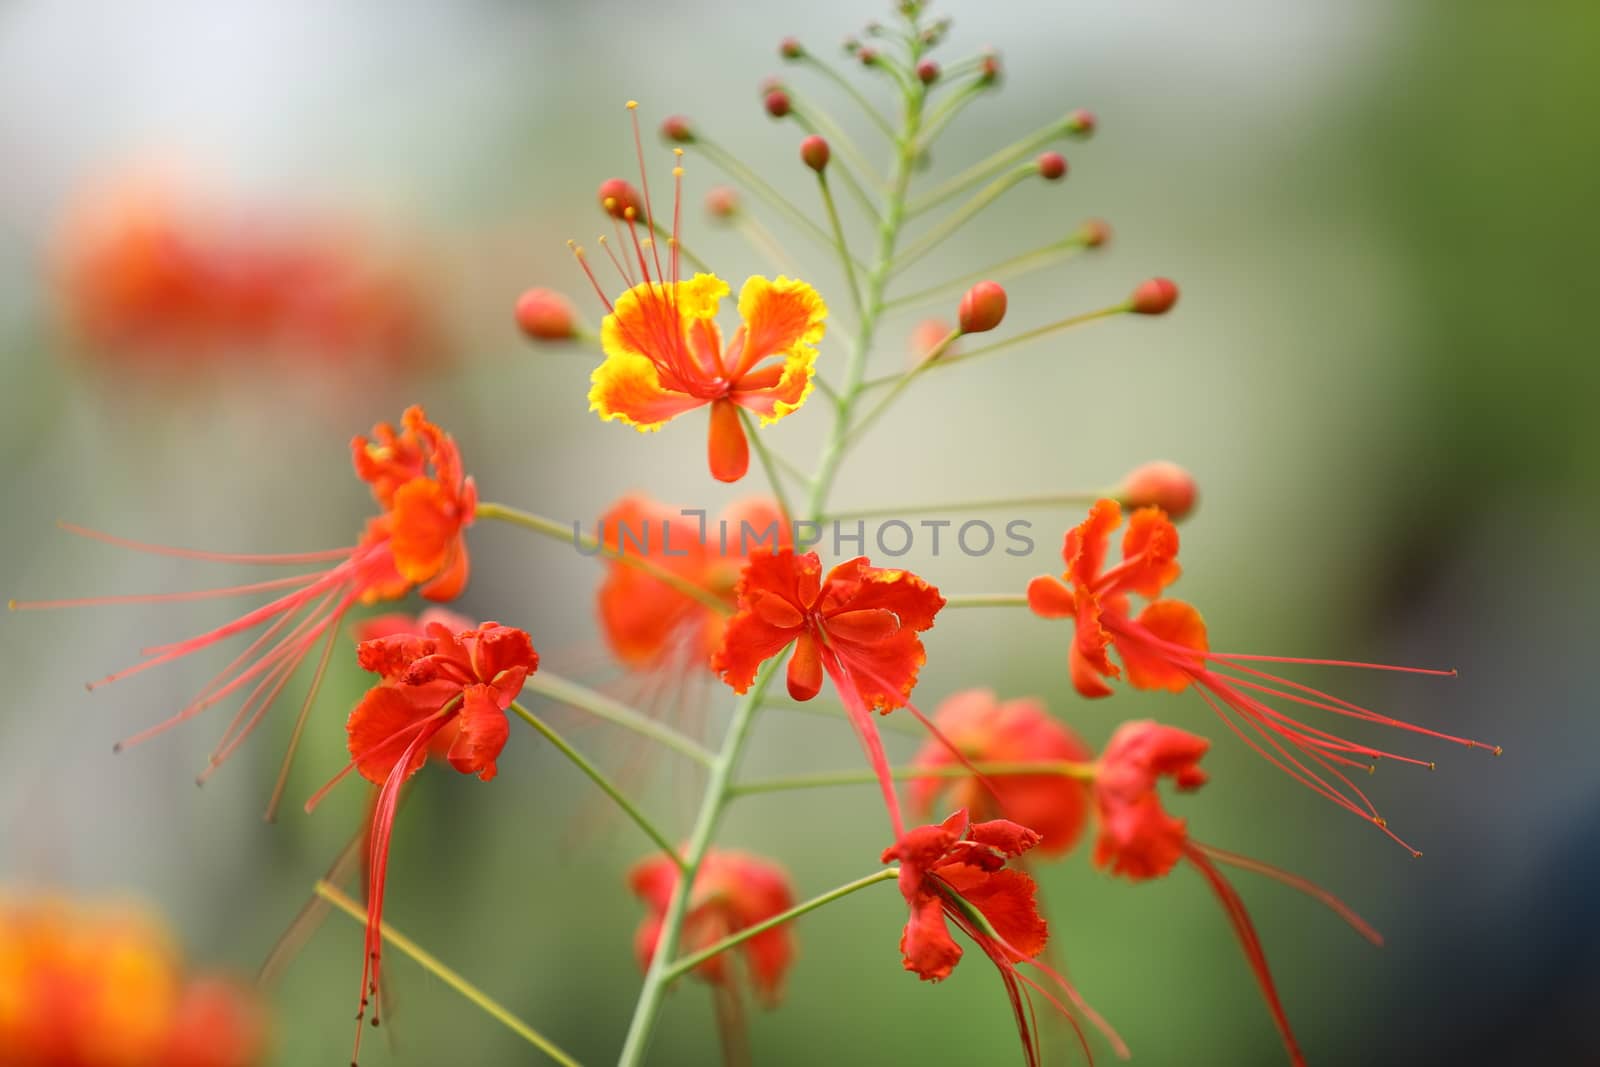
left=0, top=888, right=268, bottom=1067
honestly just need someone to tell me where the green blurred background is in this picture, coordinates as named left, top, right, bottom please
left=2, top=1, right=1595, bottom=1064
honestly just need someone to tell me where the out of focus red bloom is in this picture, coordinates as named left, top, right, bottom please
left=629, top=849, right=796, bottom=1005
left=714, top=548, right=945, bottom=833
left=11, top=407, right=476, bottom=799
left=313, top=620, right=536, bottom=1061
left=0, top=892, right=267, bottom=1067
left=1027, top=499, right=1494, bottom=850
left=1091, top=720, right=1209, bottom=879
left=882, top=812, right=1114, bottom=1066
left=56, top=173, right=438, bottom=375
left=909, top=690, right=1093, bottom=856
left=597, top=496, right=786, bottom=670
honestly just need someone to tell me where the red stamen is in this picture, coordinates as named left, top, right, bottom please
left=10, top=570, right=321, bottom=612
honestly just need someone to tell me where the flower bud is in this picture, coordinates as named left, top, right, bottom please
left=1079, top=218, right=1111, bottom=248
left=1067, top=108, right=1096, bottom=137
left=515, top=288, right=577, bottom=342
left=1036, top=152, right=1068, bottom=181
left=659, top=115, right=695, bottom=144
left=842, top=36, right=861, bottom=55
left=598, top=178, right=642, bottom=220
left=958, top=281, right=1007, bottom=334
left=858, top=46, right=880, bottom=67
left=916, top=59, right=940, bottom=85
left=800, top=135, right=831, bottom=173
left=1120, top=461, right=1198, bottom=520
left=758, top=74, right=785, bottom=95
left=979, top=50, right=1003, bottom=85
left=779, top=36, right=804, bottom=60
left=764, top=89, right=792, bottom=118
left=1130, top=277, right=1179, bottom=315
left=908, top=318, right=958, bottom=367
left=705, top=185, right=740, bottom=221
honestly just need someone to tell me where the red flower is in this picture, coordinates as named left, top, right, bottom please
left=308, top=620, right=536, bottom=1061
left=1090, top=719, right=1383, bottom=1067
left=597, top=495, right=786, bottom=670
left=11, top=406, right=476, bottom=806
left=714, top=548, right=945, bottom=834
left=574, top=107, right=827, bottom=482
left=882, top=811, right=1118, bottom=1066
left=908, top=689, right=1093, bottom=857
left=629, top=849, right=797, bottom=1006
left=1027, top=499, right=1496, bottom=851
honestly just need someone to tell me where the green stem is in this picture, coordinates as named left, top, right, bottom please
left=882, top=231, right=1097, bottom=311
left=647, top=219, right=711, bottom=274
left=908, top=116, right=1076, bottom=217
left=857, top=302, right=1131, bottom=393
left=914, top=76, right=988, bottom=152
left=816, top=171, right=866, bottom=324
left=695, top=137, right=864, bottom=270
left=825, top=490, right=1106, bottom=521
left=738, top=408, right=797, bottom=522
left=663, top=868, right=898, bottom=980
left=805, top=60, right=927, bottom=523
left=942, top=593, right=1029, bottom=609
left=476, top=501, right=729, bottom=615
left=730, top=759, right=1098, bottom=796
left=521, top=672, right=715, bottom=767
left=799, top=54, right=895, bottom=139
left=315, top=882, right=584, bottom=1067
left=838, top=328, right=959, bottom=452
left=889, top=163, right=1036, bottom=274
left=509, top=702, right=684, bottom=868
left=616, top=660, right=781, bottom=1066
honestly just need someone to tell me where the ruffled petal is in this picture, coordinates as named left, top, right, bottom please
left=1117, top=506, right=1183, bottom=598
left=588, top=348, right=706, bottom=430
left=712, top=550, right=818, bottom=692
left=1065, top=498, right=1121, bottom=586
left=899, top=891, right=963, bottom=981
left=731, top=275, right=827, bottom=378
left=389, top=477, right=466, bottom=586
left=1119, top=599, right=1207, bottom=692
left=446, top=683, right=510, bottom=780
left=730, top=346, right=816, bottom=425
left=941, top=866, right=1048, bottom=962
left=346, top=684, right=437, bottom=785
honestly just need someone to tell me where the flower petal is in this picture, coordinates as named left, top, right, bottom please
left=731, top=275, right=827, bottom=378
left=1119, top=599, right=1207, bottom=692
left=730, top=346, right=816, bottom=426
left=786, top=632, right=823, bottom=701
left=1026, top=574, right=1075, bottom=618
left=446, top=683, right=510, bottom=780
left=707, top=398, right=749, bottom=482
left=346, top=684, right=437, bottom=785
left=390, top=477, right=466, bottom=586
left=899, top=891, right=964, bottom=981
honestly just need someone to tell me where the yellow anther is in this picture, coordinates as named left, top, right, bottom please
left=1492, top=745, right=1503, bottom=756
left=624, top=206, right=638, bottom=220
left=1372, top=816, right=1387, bottom=828
left=672, top=167, right=684, bottom=178
left=673, top=147, right=684, bottom=157
left=626, top=100, right=639, bottom=110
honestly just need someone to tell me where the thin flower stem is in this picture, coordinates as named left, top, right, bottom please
left=617, top=660, right=781, bottom=1067
left=815, top=171, right=866, bottom=324
left=805, top=54, right=928, bottom=522
left=662, top=868, right=898, bottom=980
left=738, top=408, right=798, bottom=522
left=787, top=92, right=885, bottom=190
left=648, top=219, right=711, bottom=274
left=825, top=490, right=1107, bottom=521
left=521, top=671, right=715, bottom=767
left=509, top=702, right=684, bottom=869
left=734, top=212, right=801, bottom=277
left=838, top=328, right=958, bottom=452
left=942, top=593, right=1029, bottom=609
left=857, top=302, right=1131, bottom=393
left=914, top=76, right=988, bottom=153
left=908, top=116, right=1077, bottom=217
left=759, top=695, right=927, bottom=737
left=799, top=54, right=895, bottom=140
left=889, top=163, right=1036, bottom=275
left=882, top=232, right=1097, bottom=312
left=476, top=501, right=729, bottom=615
left=314, top=881, right=584, bottom=1067
left=729, top=759, right=1098, bottom=797
left=693, top=138, right=865, bottom=271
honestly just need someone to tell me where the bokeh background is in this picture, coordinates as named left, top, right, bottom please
left=2, top=1, right=1595, bottom=1064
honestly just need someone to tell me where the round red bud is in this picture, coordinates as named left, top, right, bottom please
left=515, top=288, right=577, bottom=342
left=764, top=89, right=792, bottom=118
left=705, top=185, right=740, bottom=220
left=958, top=281, right=1008, bottom=334
left=1130, top=277, right=1179, bottom=315
left=1037, top=152, right=1068, bottom=181
left=1067, top=108, right=1097, bottom=137
left=597, top=178, right=641, bottom=220
left=779, top=36, right=804, bottom=60
left=800, top=135, right=831, bottom=173
left=1120, top=461, right=1198, bottom=520
left=659, top=115, right=695, bottom=144
left=1080, top=219, right=1111, bottom=248
left=979, top=51, right=1003, bottom=85
left=858, top=47, right=880, bottom=67
left=917, top=59, right=940, bottom=85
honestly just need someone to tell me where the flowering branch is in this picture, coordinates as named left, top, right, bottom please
left=662, top=868, right=899, bottom=981
left=729, top=759, right=1098, bottom=797
left=315, top=881, right=584, bottom=1067
left=509, top=701, right=686, bottom=869
left=521, top=672, right=716, bottom=767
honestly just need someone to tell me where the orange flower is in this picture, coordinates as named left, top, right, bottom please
left=882, top=812, right=1117, bottom=1066
left=0, top=891, right=267, bottom=1067
left=11, top=407, right=475, bottom=798
left=909, top=690, right=1093, bottom=856
left=597, top=496, right=786, bottom=669
left=1089, top=720, right=1383, bottom=1067
left=572, top=106, right=826, bottom=482
left=629, top=849, right=796, bottom=1005
left=311, top=620, right=537, bottom=1063
left=714, top=548, right=945, bottom=834
left=1027, top=499, right=1496, bottom=851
